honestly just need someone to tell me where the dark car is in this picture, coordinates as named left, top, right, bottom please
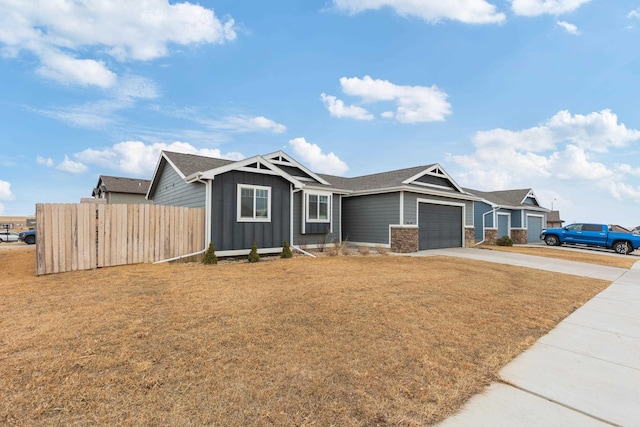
left=18, top=229, right=36, bottom=245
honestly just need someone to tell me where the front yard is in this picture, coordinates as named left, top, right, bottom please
left=1, top=247, right=610, bottom=426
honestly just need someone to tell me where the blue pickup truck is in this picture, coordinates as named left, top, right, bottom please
left=540, top=223, right=640, bottom=254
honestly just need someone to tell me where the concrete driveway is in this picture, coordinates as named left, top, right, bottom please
left=418, top=248, right=640, bottom=426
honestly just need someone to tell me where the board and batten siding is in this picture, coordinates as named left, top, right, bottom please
left=292, top=192, right=341, bottom=246
left=106, top=193, right=152, bottom=205
left=403, top=192, right=473, bottom=227
left=342, top=192, right=400, bottom=244
left=210, top=171, right=290, bottom=251
left=151, top=162, right=205, bottom=208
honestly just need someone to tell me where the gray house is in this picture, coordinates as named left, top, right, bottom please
left=92, top=175, right=152, bottom=204
left=147, top=150, right=349, bottom=256
left=321, top=165, right=480, bottom=251
left=465, top=188, right=549, bottom=244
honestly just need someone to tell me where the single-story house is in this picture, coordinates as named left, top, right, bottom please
left=147, top=150, right=349, bottom=256
left=147, top=150, right=480, bottom=256
left=464, top=188, right=549, bottom=244
left=93, top=175, right=152, bottom=204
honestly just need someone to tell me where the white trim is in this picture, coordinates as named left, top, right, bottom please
left=305, top=190, right=332, bottom=224
left=525, top=213, right=545, bottom=229
left=205, top=180, right=212, bottom=248
left=409, top=181, right=458, bottom=191
left=262, top=150, right=331, bottom=186
left=338, top=194, right=342, bottom=242
left=216, top=247, right=284, bottom=257
left=416, top=198, right=466, bottom=248
left=201, top=155, right=304, bottom=189
left=342, top=185, right=480, bottom=201
left=402, top=163, right=465, bottom=194
left=399, top=191, right=405, bottom=225
left=237, top=184, right=271, bottom=222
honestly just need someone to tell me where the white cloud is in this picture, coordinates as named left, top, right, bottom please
left=628, top=9, right=640, bottom=19
left=36, top=156, right=54, bottom=167
left=204, top=115, right=287, bottom=134
left=0, top=180, right=14, bottom=200
left=511, top=0, right=591, bottom=16
left=0, top=0, right=236, bottom=87
left=556, top=20, right=580, bottom=35
left=449, top=109, right=640, bottom=221
left=332, top=0, right=506, bottom=24
left=75, top=141, right=244, bottom=176
left=320, top=93, right=374, bottom=120
left=57, top=155, right=88, bottom=174
left=327, top=75, right=451, bottom=123
left=289, top=137, right=349, bottom=175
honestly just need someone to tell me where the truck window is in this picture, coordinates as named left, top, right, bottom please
left=583, top=224, right=603, bottom=232
left=566, top=224, right=583, bottom=231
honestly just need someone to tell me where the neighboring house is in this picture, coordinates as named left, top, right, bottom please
left=546, top=210, right=565, bottom=229
left=93, top=175, right=152, bottom=204
left=465, top=188, right=549, bottom=244
left=147, top=151, right=479, bottom=256
left=147, top=150, right=349, bottom=256
left=320, top=165, right=479, bottom=252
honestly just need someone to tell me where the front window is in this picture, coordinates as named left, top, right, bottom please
left=306, top=193, right=330, bottom=222
left=238, top=184, right=271, bottom=222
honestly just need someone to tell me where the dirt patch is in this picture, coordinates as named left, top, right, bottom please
left=1, top=247, right=609, bottom=426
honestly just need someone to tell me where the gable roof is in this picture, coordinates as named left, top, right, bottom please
left=319, top=163, right=475, bottom=200
left=93, top=175, right=150, bottom=196
left=162, top=151, right=236, bottom=178
left=465, top=188, right=548, bottom=210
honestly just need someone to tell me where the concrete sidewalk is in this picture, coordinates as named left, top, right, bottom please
left=429, top=249, right=640, bottom=426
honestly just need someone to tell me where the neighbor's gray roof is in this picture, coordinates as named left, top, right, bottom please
left=464, top=188, right=534, bottom=207
left=547, top=210, right=564, bottom=222
left=163, top=151, right=236, bottom=177
left=319, top=165, right=435, bottom=192
left=97, top=176, right=150, bottom=195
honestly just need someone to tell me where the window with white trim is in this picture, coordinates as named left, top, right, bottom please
left=306, top=193, right=330, bottom=223
left=237, top=184, right=271, bottom=222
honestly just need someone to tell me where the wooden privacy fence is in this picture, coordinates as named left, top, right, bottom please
left=35, top=203, right=205, bottom=275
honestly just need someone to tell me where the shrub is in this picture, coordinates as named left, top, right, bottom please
left=496, top=236, right=513, bottom=246
left=358, top=246, right=370, bottom=256
left=202, top=242, right=218, bottom=265
left=375, top=245, right=389, bottom=256
left=248, top=241, right=260, bottom=263
left=281, top=241, right=293, bottom=259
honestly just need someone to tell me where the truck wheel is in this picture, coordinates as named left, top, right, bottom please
left=544, top=235, right=560, bottom=246
left=25, top=235, right=35, bottom=245
left=613, top=241, right=630, bottom=254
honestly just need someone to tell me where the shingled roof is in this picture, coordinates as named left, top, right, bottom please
left=95, top=176, right=150, bottom=195
left=163, top=151, right=236, bottom=177
left=319, top=165, right=438, bottom=192
left=464, top=188, right=536, bottom=207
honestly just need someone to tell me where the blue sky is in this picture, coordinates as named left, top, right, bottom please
left=1, top=0, right=639, bottom=227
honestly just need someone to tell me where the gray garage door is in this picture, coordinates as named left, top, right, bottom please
left=418, top=203, right=462, bottom=250
left=527, top=216, right=543, bottom=243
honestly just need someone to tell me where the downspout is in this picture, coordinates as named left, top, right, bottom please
left=290, top=186, right=315, bottom=257
left=154, top=174, right=211, bottom=264
left=475, top=207, right=499, bottom=246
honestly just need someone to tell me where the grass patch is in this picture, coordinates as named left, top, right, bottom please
left=1, top=247, right=609, bottom=425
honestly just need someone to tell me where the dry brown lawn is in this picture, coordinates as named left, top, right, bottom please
left=1, top=246, right=612, bottom=426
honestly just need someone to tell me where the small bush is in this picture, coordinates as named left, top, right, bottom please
left=202, top=242, right=218, bottom=265
left=248, top=241, right=260, bottom=263
left=496, top=236, right=513, bottom=246
left=358, top=246, right=370, bottom=256
left=281, top=241, right=293, bottom=259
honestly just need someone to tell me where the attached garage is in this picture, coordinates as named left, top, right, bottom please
left=527, top=215, right=543, bottom=243
left=418, top=202, right=463, bottom=249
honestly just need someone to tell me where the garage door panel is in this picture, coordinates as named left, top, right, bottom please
left=527, top=216, right=543, bottom=243
left=418, top=203, right=462, bottom=250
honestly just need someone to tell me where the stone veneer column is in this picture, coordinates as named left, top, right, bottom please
left=484, top=229, right=498, bottom=245
left=390, top=226, right=419, bottom=253
left=511, top=229, right=527, bottom=244
left=465, top=227, right=475, bottom=248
